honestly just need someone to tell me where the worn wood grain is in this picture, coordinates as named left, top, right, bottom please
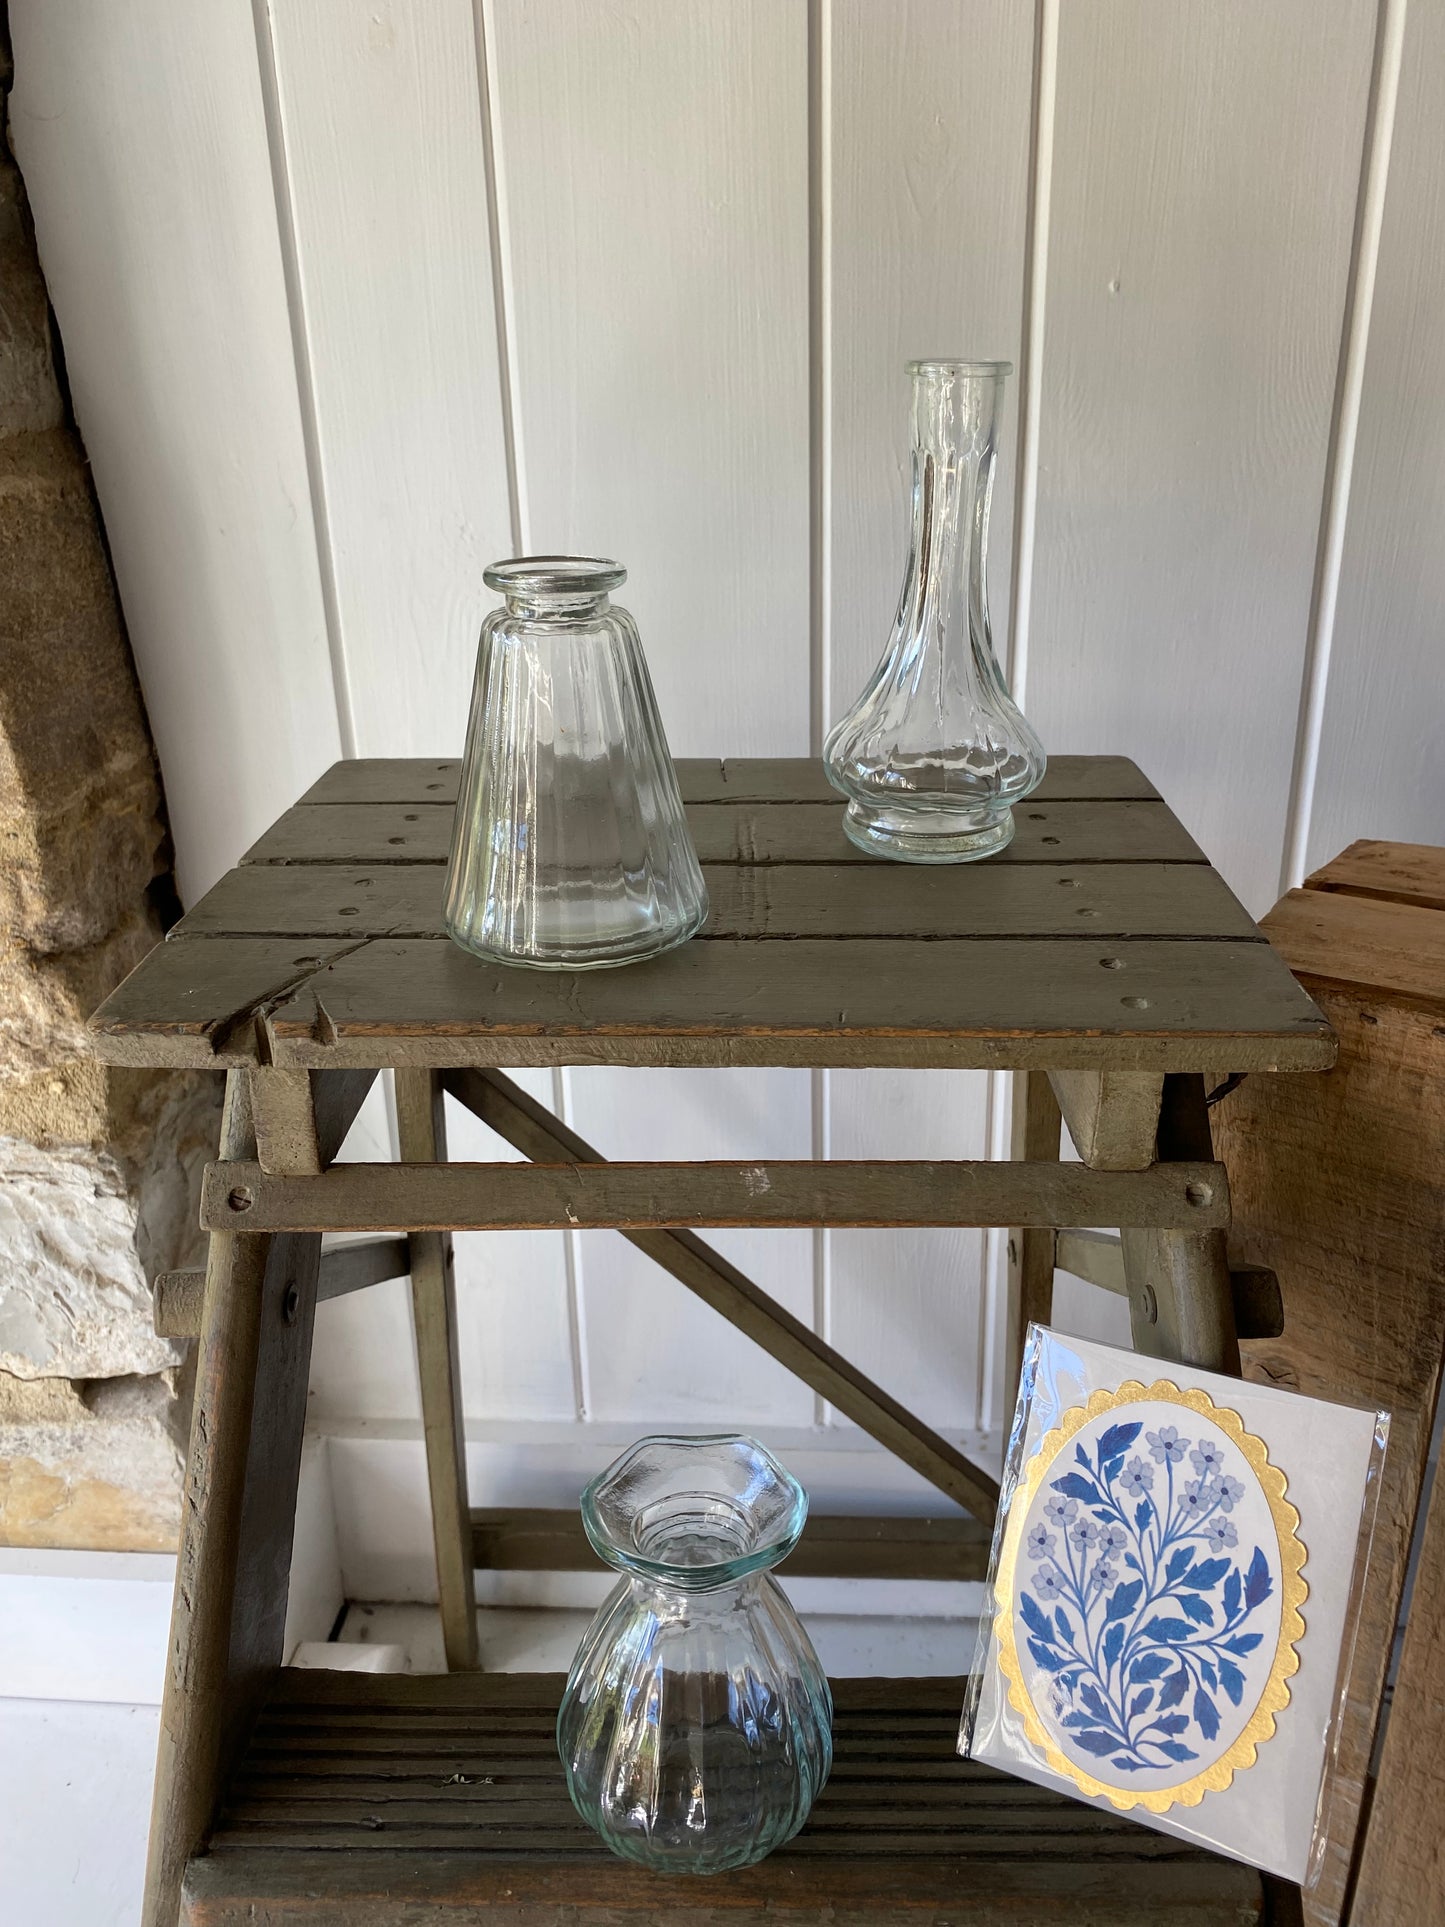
left=1053, top=1231, right=1283, bottom=1342
left=1212, top=890, right=1445, bottom=1925
left=393, top=1068, right=477, bottom=1673
left=242, top=796, right=1208, bottom=869
left=181, top=1674, right=1260, bottom=1925
left=201, top=1155, right=1230, bottom=1236
left=469, top=1507, right=989, bottom=1580
left=1257, top=890, right=1445, bottom=1017
left=157, top=1239, right=411, bottom=1340
left=1305, top=838, right=1445, bottom=915
left=444, top=1068, right=998, bottom=1520
left=297, top=754, right=1163, bottom=809
left=177, top=858, right=1260, bottom=944
left=1049, top=1070, right=1164, bottom=1170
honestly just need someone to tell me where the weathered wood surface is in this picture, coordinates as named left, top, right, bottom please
left=243, top=795, right=1208, bottom=869
left=1210, top=846, right=1445, bottom=1927
left=1048, top=1069, right=1164, bottom=1170
left=470, top=1507, right=990, bottom=1581
left=144, top=1068, right=372, bottom=1927
left=200, top=1154, right=1230, bottom=1236
left=175, top=856, right=1259, bottom=943
left=1304, top=837, right=1445, bottom=915
left=394, top=1068, right=477, bottom=1674
left=446, top=1068, right=998, bottom=1521
left=156, top=1239, right=410, bottom=1340
left=180, top=1673, right=1262, bottom=1926
left=1007, top=1070, right=1061, bottom=1388
left=89, top=758, right=1331, bottom=1075
left=1053, top=1231, right=1283, bottom=1341
left=297, top=753, right=1165, bottom=808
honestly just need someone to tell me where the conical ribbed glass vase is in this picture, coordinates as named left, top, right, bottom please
left=444, top=558, right=708, bottom=969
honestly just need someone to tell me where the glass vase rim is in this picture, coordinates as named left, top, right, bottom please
left=482, top=554, right=627, bottom=598
left=906, top=357, right=1014, bottom=379
left=580, top=1431, right=808, bottom=1590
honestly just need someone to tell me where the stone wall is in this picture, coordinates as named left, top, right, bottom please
left=0, top=12, right=220, bottom=1549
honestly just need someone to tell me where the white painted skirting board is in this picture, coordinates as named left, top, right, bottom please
left=322, top=1420, right=995, bottom=1620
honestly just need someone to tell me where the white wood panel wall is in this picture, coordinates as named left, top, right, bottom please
left=11, top=0, right=1445, bottom=1521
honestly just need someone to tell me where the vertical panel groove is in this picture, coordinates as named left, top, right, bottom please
left=555, top=1068, right=590, bottom=1422
left=808, top=0, right=832, bottom=1423
left=248, top=0, right=358, bottom=760
left=472, top=0, right=526, bottom=555
left=1279, top=0, right=1408, bottom=893
left=983, top=0, right=1058, bottom=1435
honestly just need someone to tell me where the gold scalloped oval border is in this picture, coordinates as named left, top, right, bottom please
left=994, top=1379, right=1307, bottom=1812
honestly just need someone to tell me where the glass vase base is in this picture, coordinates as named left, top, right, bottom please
left=841, top=798, right=1016, bottom=864
left=444, top=908, right=704, bottom=971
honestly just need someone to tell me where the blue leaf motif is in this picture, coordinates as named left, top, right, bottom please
left=1218, top=1659, right=1246, bottom=1707
left=1165, top=1546, right=1195, bottom=1584
left=1105, top=1579, right=1143, bottom=1623
left=1135, top=1498, right=1154, bottom=1532
left=1245, top=1546, right=1274, bottom=1610
left=1153, top=1713, right=1190, bottom=1736
left=1072, top=1730, right=1122, bottom=1757
left=1051, top=1472, right=1103, bottom=1505
left=1061, top=1711, right=1095, bottom=1730
left=1096, top=1421, right=1143, bottom=1466
left=1193, top=1688, right=1221, bottom=1742
left=1179, top=1556, right=1231, bottom=1592
left=1224, top=1633, right=1263, bottom=1656
left=1080, top=1681, right=1111, bottom=1726
left=1139, top=1616, right=1195, bottom=1644
left=1076, top=1443, right=1092, bottom=1471
left=1131, top=1652, right=1173, bottom=1682
left=1223, top=1569, right=1242, bottom=1621
left=1200, top=1659, right=1218, bottom=1691
left=1055, top=1607, right=1073, bottom=1644
left=1159, top=1741, right=1199, bottom=1763
left=1029, top=1637, right=1069, bottom=1673
left=1102, top=1621, right=1125, bottom=1671
left=1112, top=1756, right=1147, bottom=1771
left=1179, top=1594, right=1214, bottom=1627
left=1019, top=1592, right=1055, bottom=1644
left=1129, top=1689, right=1154, bottom=1719
left=1158, top=1665, right=1190, bottom=1711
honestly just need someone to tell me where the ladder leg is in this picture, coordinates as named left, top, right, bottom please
left=1006, top=1070, right=1062, bottom=1389
left=1120, top=1073, right=1240, bottom=1374
left=395, top=1067, right=479, bottom=1670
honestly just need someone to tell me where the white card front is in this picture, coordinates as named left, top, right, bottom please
left=963, top=1328, right=1386, bottom=1883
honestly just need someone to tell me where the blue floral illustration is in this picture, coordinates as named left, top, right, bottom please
left=1018, top=1417, right=1276, bottom=1775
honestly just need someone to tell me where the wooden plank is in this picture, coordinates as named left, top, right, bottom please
left=1212, top=981, right=1445, bottom=1923
left=469, top=1507, right=988, bottom=1581
left=444, top=1068, right=999, bottom=1521
left=1262, top=888, right=1445, bottom=1015
left=1351, top=1429, right=1445, bottom=1923
left=1027, top=0, right=1375, bottom=915
left=1305, top=839, right=1445, bottom=915
left=266, top=0, right=513, bottom=760
left=250, top=1068, right=322, bottom=1176
left=393, top=1068, right=477, bottom=1673
left=1054, top=1231, right=1283, bottom=1342
left=176, top=859, right=1261, bottom=943
left=202, top=1156, right=1230, bottom=1235
left=297, top=754, right=1163, bottom=808
left=242, top=796, right=1208, bottom=869
left=1007, top=1072, right=1061, bottom=1389
left=250, top=936, right=1334, bottom=1074
left=1049, top=1069, right=1163, bottom=1170
left=156, top=1238, right=411, bottom=1340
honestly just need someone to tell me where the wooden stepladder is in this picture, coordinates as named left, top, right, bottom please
left=91, top=755, right=1335, bottom=1927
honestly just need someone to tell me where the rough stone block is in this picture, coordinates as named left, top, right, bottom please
left=0, top=1371, right=182, bottom=1551
left=0, top=150, right=63, bottom=437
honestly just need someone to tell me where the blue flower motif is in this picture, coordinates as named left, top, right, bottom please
left=1119, top=1455, right=1154, bottom=1496
left=1033, top=1563, right=1067, bottom=1600
left=1190, top=1440, right=1228, bottom=1479
left=1090, top=1559, right=1117, bottom=1591
left=1216, top=1475, right=1246, bottom=1513
left=1069, top=1515, right=1100, bottom=1549
left=1044, top=1494, right=1078, bottom=1526
left=1178, top=1479, right=1214, bottom=1521
left=1027, top=1523, right=1056, bottom=1559
left=1206, top=1518, right=1239, bottom=1553
left=1100, top=1523, right=1130, bottom=1553
left=1146, top=1425, right=1189, bottom=1465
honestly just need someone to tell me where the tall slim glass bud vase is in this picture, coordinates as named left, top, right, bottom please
left=824, top=360, right=1045, bottom=861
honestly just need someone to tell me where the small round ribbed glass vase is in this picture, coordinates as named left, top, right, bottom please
left=824, top=359, right=1045, bottom=861
left=557, top=1434, right=833, bottom=1875
left=444, top=557, right=708, bottom=969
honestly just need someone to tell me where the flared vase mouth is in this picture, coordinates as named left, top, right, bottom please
left=483, top=555, right=627, bottom=598
left=906, top=358, right=1013, bottom=379
left=580, top=1433, right=808, bottom=1590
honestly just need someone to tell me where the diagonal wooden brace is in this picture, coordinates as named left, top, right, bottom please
left=444, top=1068, right=1001, bottom=1524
